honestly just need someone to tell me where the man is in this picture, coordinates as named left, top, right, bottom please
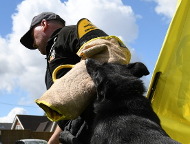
left=20, top=12, right=108, bottom=144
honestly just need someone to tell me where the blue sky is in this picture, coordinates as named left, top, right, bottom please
left=0, top=0, right=22, bottom=36
left=0, top=0, right=177, bottom=122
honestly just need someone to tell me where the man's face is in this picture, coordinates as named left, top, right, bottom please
left=32, top=25, right=48, bottom=55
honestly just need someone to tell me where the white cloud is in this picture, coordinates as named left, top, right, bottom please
left=0, top=107, right=27, bottom=123
left=155, top=0, right=178, bottom=19
left=0, top=0, right=139, bottom=103
left=144, top=0, right=178, bottom=19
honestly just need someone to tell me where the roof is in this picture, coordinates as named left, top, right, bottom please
left=12, top=115, right=55, bottom=132
left=36, top=121, right=54, bottom=132
left=0, top=123, right=12, bottom=130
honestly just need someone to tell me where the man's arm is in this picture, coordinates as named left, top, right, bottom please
left=48, top=125, right=62, bottom=144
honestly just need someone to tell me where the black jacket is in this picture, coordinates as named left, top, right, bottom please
left=45, top=25, right=93, bottom=144
left=45, top=25, right=80, bottom=89
left=45, top=25, right=108, bottom=143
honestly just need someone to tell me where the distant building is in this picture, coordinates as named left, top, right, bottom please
left=11, top=115, right=56, bottom=132
left=0, top=115, right=55, bottom=144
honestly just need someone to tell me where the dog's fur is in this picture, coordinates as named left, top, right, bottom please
left=85, top=59, right=180, bottom=144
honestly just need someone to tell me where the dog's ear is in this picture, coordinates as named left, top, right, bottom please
left=85, top=58, right=112, bottom=101
left=127, top=62, right=150, bottom=78
left=85, top=58, right=105, bottom=91
left=85, top=58, right=101, bottom=76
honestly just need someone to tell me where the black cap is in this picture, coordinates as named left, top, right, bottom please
left=20, top=12, right=65, bottom=49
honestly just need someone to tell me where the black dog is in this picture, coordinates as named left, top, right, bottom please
left=85, top=59, right=180, bottom=144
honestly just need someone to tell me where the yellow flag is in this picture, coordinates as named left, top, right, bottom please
left=147, top=0, right=190, bottom=143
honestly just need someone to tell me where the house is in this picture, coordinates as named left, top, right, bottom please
left=11, top=115, right=56, bottom=132
left=0, top=115, right=55, bottom=143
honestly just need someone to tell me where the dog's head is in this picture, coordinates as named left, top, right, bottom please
left=85, top=59, right=149, bottom=102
